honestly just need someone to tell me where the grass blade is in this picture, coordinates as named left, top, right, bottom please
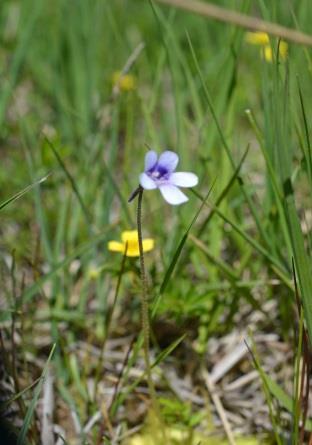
left=44, top=137, right=92, bottom=227
left=0, top=174, right=50, bottom=211
left=17, top=343, right=56, bottom=445
left=152, top=181, right=215, bottom=316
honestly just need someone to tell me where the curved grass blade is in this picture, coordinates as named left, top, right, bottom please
left=110, top=334, right=186, bottom=416
left=192, top=189, right=293, bottom=289
left=0, top=174, right=50, bottom=211
left=44, top=137, right=92, bottom=227
left=297, top=77, right=312, bottom=187
left=0, top=377, right=41, bottom=414
left=197, top=144, right=250, bottom=237
left=21, top=228, right=112, bottom=305
left=187, top=33, right=272, bottom=249
left=17, top=343, right=56, bottom=445
left=152, top=181, right=216, bottom=317
left=245, top=338, right=282, bottom=445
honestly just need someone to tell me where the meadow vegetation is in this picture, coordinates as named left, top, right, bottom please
left=0, top=0, right=311, bottom=444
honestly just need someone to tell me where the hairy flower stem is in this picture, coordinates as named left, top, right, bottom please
left=136, top=186, right=160, bottom=415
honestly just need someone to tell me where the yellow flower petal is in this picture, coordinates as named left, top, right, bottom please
left=279, top=41, right=288, bottom=60
left=109, top=232, right=154, bottom=257
left=262, top=42, right=288, bottom=62
left=263, top=45, right=273, bottom=62
left=122, top=231, right=139, bottom=243
left=142, top=239, right=154, bottom=253
left=108, top=241, right=125, bottom=253
left=245, top=31, right=270, bottom=45
left=112, top=71, right=136, bottom=92
left=125, top=246, right=141, bottom=257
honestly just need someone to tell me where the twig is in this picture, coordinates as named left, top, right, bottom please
left=209, top=340, right=248, bottom=384
left=41, top=367, right=54, bottom=445
left=155, top=0, right=312, bottom=46
left=202, top=368, right=236, bottom=445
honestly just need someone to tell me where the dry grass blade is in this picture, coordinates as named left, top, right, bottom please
left=201, top=368, right=237, bottom=445
left=209, top=340, right=248, bottom=385
left=41, top=367, right=54, bottom=445
left=155, top=0, right=312, bottom=46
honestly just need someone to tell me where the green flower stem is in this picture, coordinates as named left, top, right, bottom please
left=136, top=186, right=160, bottom=413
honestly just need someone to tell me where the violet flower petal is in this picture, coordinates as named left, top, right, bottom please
left=157, top=151, right=179, bottom=173
left=159, top=184, right=188, bottom=205
left=144, top=150, right=158, bottom=171
left=170, top=172, right=198, bottom=188
left=139, top=173, right=157, bottom=190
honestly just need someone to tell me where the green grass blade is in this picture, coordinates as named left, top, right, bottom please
left=45, top=137, right=92, bottom=227
left=152, top=182, right=215, bottom=316
left=0, top=0, right=43, bottom=128
left=246, top=337, right=282, bottom=445
left=193, top=189, right=292, bottom=285
left=285, top=198, right=312, bottom=343
left=21, top=228, right=112, bottom=305
left=17, top=343, right=56, bottom=445
left=187, top=32, right=273, bottom=250
left=264, top=375, right=312, bottom=432
left=197, top=144, right=250, bottom=237
left=0, top=174, right=49, bottom=211
left=297, top=77, right=312, bottom=187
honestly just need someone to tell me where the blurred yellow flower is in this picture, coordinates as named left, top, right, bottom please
left=108, top=230, right=154, bottom=257
left=112, top=71, right=136, bottom=92
left=87, top=267, right=101, bottom=280
left=245, top=31, right=288, bottom=62
left=262, top=41, right=288, bottom=62
left=245, top=31, right=270, bottom=45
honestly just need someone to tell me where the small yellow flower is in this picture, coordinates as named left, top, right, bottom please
left=112, top=71, right=136, bottom=92
left=108, top=230, right=154, bottom=257
left=245, top=31, right=270, bottom=45
left=262, top=41, right=288, bottom=62
left=245, top=31, right=288, bottom=62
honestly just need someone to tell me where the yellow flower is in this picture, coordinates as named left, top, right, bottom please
left=245, top=31, right=288, bottom=62
left=262, top=41, right=288, bottom=62
left=108, top=230, right=154, bottom=257
left=112, top=71, right=136, bottom=92
left=245, top=31, right=270, bottom=45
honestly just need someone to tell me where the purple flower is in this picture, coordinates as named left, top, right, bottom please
left=139, top=150, right=198, bottom=205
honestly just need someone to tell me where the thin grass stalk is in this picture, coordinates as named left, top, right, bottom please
left=245, top=337, right=282, bottom=445
left=9, top=253, right=27, bottom=423
left=300, top=332, right=311, bottom=442
left=293, top=310, right=304, bottom=443
left=108, top=337, right=136, bottom=416
left=93, top=245, right=128, bottom=403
